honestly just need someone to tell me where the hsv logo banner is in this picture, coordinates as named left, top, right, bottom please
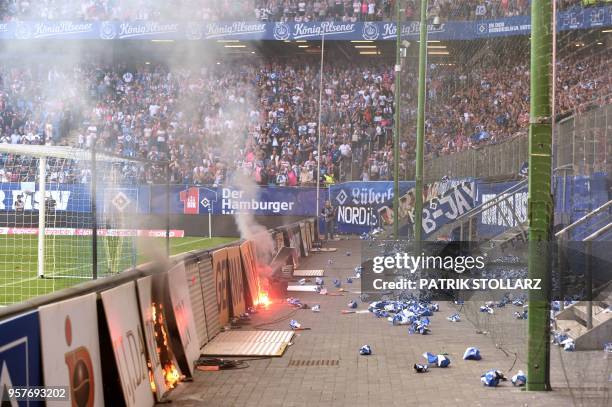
left=226, top=246, right=246, bottom=316
left=239, top=241, right=260, bottom=307
left=211, top=248, right=230, bottom=326
left=136, top=276, right=167, bottom=401
left=39, top=293, right=104, bottom=407
left=167, top=262, right=200, bottom=377
left=101, top=282, right=154, bottom=407
left=0, top=311, right=42, bottom=407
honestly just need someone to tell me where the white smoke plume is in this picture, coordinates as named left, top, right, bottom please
left=231, top=171, right=275, bottom=273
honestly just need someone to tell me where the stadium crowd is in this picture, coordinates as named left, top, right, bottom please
left=0, top=0, right=595, bottom=23
left=0, top=45, right=609, bottom=185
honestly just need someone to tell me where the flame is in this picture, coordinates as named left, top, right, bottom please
left=257, top=291, right=271, bottom=307
left=163, top=364, right=180, bottom=389
left=148, top=363, right=156, bottom=393
left=149, top=302, right=181, bottom=394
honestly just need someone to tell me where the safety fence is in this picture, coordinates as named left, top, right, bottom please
left=0, top=218, right=316, bottom=406
left=402, top=104, right=610, bottom=182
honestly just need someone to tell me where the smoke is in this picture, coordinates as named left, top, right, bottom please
left=231, top=172, right=275, bottom=272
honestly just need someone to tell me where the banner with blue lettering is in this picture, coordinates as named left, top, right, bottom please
left=0, top=311, right=43, bottom=406
left=166, top=185, right=326, bottom=216
left=0, top=7, right=608, bottom=41
left=0, top=183, right=325, bottom=217
left=330, top=181, right=415, bottom=234
left=331, top=179, right=476, bottom=237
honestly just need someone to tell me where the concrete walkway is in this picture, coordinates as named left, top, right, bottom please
left=168, top=239, right=610, bottom=407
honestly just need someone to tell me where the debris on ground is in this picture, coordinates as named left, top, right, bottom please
left=414, top=364, right=428, bottom=373
left=561, top=338, right=575, bottom=351
left=463, top=347, right=482, bottom=360
left=333, top=279, right=341, bottom=288
left=359, top=345, right=372, bottom=355
left=481, top=369, right=507, bottom=387
left=447, top=313, right=461, bottom=322
left=552, top=331, right=575, bottom=351
left=423, top=352, right=451, bottom=367
left=287, top=297, right=302, bottom=307
left=289, top=320, right=301, bottom=329
left=315, top=277, right=324, bottom=285
left=367, top=299, right=438, bottom=335
left=408, top=317, right=430, bottom=335
left=513, top=310, right=528, bottom=319
left=480, top=305, right=494, bottom=314
left=511, top=370, right=527, bottom=386
left=311, top=304, right=320, bottom=312
left=348, top=300, right=357, bottom=309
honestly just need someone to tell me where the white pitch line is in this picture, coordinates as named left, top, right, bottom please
left=0, top=237, right=219, bottom=289
left=0, top=258, right=113, bottom=288
left=170, top=237, right=214, bottom=249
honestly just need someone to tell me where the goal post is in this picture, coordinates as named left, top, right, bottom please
left=0, top=143, right=152, bottom=304
left=38, top=156, right=46, bottom=279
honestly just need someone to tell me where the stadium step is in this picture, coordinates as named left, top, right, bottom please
left=571, top=304, right=611, bottom=326
left=555, top=300, right=612, bottom=350
left=555, top=319, right=589, bottom=340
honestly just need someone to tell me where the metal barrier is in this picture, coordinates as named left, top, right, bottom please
left=555, top=104, right=611, bottom=175
left=404, top=104, right=611, bottom=182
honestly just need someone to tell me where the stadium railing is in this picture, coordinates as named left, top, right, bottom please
left=414, top=104, right=610, bottom=182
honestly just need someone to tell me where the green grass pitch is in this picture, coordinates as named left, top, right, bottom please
left=0, top=235, right=236, bottom=305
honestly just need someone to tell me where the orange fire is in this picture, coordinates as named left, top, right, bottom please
left=257, top=291, right=271, bottom=307
left=148, top=363, right=156, bottom=393
left=163, top=364, right=180, bottom=388
left=149, top=302, right=181, bottom=393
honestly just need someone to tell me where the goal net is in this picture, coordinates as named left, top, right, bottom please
left=0, top=144, right=140, bottom=305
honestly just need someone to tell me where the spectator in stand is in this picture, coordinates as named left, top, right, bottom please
left=3, top=0, right=592, bottom=22
left=0, top=40, right=608, bottom=185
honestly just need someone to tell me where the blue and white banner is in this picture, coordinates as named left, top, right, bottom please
left=0, top=7, right=608, bottom=41
left=476, top=181, right=527, bottom=239
left=0, top=183, right=326, bottom=217
left=169, top=185, right=326, bottom=216
left=331, top=179, right=475, bottom=236
left=329, top=181, right=415, bottom=234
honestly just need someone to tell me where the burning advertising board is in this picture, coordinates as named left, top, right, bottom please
left=101, top=282, right=155, bottom=407
left=240, top=240, right=261, bottom=307
left=226, top=246, right=246, bottom=317
left=39, top=293, right=104, bottom=407
left=167, top=262, right=200, bottom=377
left=136, top=276, right=170, bottom=401
left=212, top=248, right=230, bottom=325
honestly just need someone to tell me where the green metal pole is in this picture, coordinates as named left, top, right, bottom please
left=527, top=0, right=552, bottom=391
left=414, top=0, right=427, bottom=243
left=393, top=0, right=401, bottom=239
